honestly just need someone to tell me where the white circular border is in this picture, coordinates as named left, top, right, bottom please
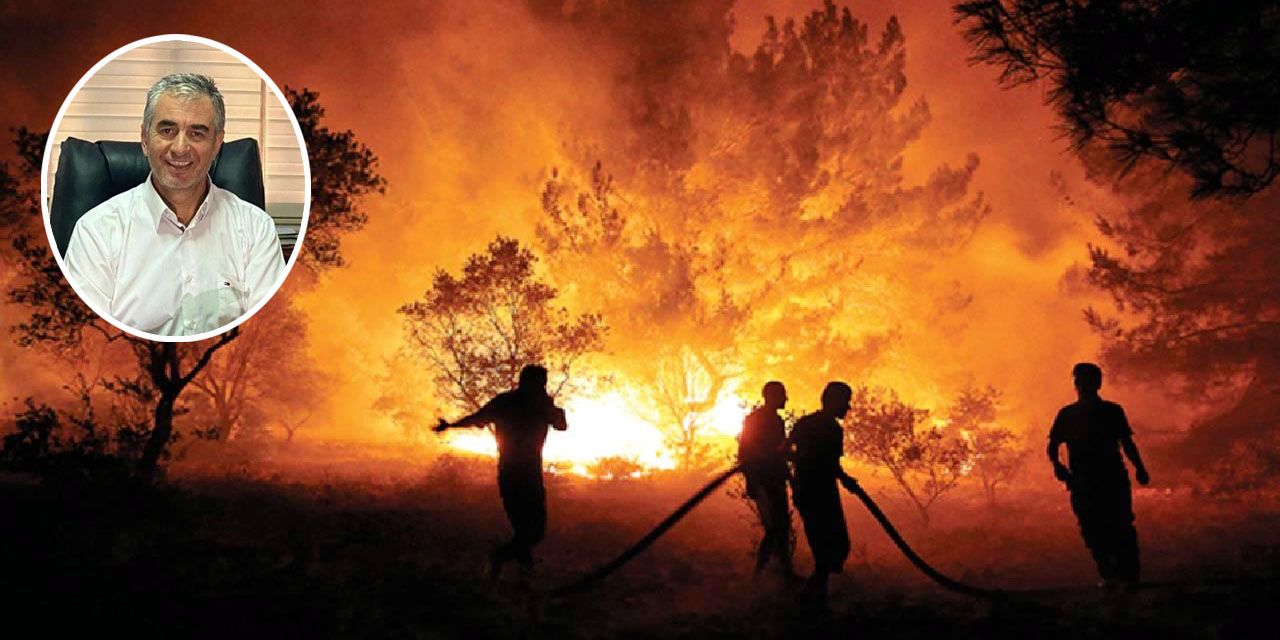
left=39, top=33, right=313, bottom=344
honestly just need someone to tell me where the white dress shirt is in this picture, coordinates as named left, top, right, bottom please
left=64, top=176, right=286, bottom=336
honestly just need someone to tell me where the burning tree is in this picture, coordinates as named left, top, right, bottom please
left=640, top=345, right=739, bottom=471
left=947, top=386, right=1027, bottom=505
left=844, top=386, right=972, bottom=526
left=397, top=235, right=606, bottom=414
left=536, top=2, right=988, bottom=465
left=187, top=297, right=324, bottom=442
left=373, top=350, right=442, bottom=445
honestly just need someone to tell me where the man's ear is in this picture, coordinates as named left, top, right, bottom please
left=140, top=124, right=149, bottom=155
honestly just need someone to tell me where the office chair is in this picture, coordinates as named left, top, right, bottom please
left=49, top=137, right=267, bottom=257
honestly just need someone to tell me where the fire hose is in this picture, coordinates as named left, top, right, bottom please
left=548, top=465, right=1005, bottom=599
left=549, top=465, right=742, bottom=597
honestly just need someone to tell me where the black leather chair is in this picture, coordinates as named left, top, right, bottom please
left=50, top=137, right=266, bottom=257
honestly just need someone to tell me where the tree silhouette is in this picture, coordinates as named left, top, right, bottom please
left=177, top=88, right=375, bottom=448
left=397, top=236, right=606, bottom=414
left=2, top=88, right=382, bottom=481
left=958, top=0, right=1280, bottom=476
left=2, top=129, right=237, bottom=482
left=0, top=378, right=113, bottom=476
left=187, top=297, right=321, bottom=442
left=286, top=87, right=387, bottom=270
left=844, top=386, right=972, bottom=526
left=1081, top=164, right=1280, bottom=461
left=955, top=0, right=1280, bottom=198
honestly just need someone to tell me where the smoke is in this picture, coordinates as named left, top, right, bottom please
left=1, top=1, right=1133, bottom=449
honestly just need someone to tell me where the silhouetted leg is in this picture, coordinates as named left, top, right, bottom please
left=755, top=534, right=773, bottom=574
left=500, top=474, right=547, bottom=570
left=490, top=543, right=513, bottom=584
left=1112, top=484, right=1139, bottom=584
left=1071, top=487, right=1112, bottom=582
left=797, top=481, right=848, bottom=602
left=494, top=470, right=540, bottom=581
left=769, top=489, right=796, bottom=579
left=752, top=491, right=771, bottom=573
left=517, top=486, right=547, bottom=568
left=828, top=496, right=850, bottom=575
left=804, top=567, right=831, bottom=603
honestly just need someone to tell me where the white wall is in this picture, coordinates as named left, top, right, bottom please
left=49, top=40, right=306, bottom=232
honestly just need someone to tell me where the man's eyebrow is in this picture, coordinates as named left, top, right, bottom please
left=152, top=120, right=212, bottom=132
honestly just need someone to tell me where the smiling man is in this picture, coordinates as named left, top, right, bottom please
left=63, top=73, right=285, bottom=337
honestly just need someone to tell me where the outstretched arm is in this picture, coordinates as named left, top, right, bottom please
left=434, top=404, right=495, bottom=433
left=1121, top=435, right=1150, bottom=485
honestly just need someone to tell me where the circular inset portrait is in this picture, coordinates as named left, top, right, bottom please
left=41, top=34, right=310, bottom=342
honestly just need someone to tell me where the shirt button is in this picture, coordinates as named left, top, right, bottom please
left=186, top=275, right=194, bottom=284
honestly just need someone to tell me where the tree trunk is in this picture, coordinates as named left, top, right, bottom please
left=133, top=331, right=238, bottom=484
left=914, top=500, right=931, bottom=528
left=213, top=396, right=233, bottom=441
left=138, top=389, right=178, bottom=482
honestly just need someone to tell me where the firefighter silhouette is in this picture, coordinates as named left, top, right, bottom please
left=436, top=364, right=568, bottom=580
left=1048, top=362, right=1150, bottom=591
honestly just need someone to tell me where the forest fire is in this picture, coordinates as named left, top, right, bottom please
left=439, top=389, right=750, bottom=477
left=1, top=0, right=1279, bottom=637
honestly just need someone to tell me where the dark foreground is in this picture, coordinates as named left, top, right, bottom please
left=1, top=455, right=1277, bottom=639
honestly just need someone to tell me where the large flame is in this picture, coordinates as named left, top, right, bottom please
left=439, top=389, right=751, bottom=476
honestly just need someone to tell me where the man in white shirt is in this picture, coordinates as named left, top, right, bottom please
left=64, top=73, right=285, bottom=337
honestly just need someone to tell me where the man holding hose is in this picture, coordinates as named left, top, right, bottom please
left=789, top=381, right=860, bottom=604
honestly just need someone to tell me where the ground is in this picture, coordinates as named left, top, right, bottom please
left=1, top=442, right=1276, bottom=638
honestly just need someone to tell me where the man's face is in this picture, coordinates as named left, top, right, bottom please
left=833, top=397, right=851, bottom=419
left=764, top=386, right=787, bottom=409
left=141, top=92, right=223, bottom=198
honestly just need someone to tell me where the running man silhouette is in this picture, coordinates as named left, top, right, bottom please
left=789, top=381, right=859, bottom=603
left=738, top=381, right=798, bottom=581
left=1048, top=362, right=1150, bottom=591
left=435, top=364, right=568, bottom=580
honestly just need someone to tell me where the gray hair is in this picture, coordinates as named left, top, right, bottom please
left=142, top=73, right=226, bottom=134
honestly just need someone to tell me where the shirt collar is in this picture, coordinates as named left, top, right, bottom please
left=142, top=174, right=218, bottom=232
